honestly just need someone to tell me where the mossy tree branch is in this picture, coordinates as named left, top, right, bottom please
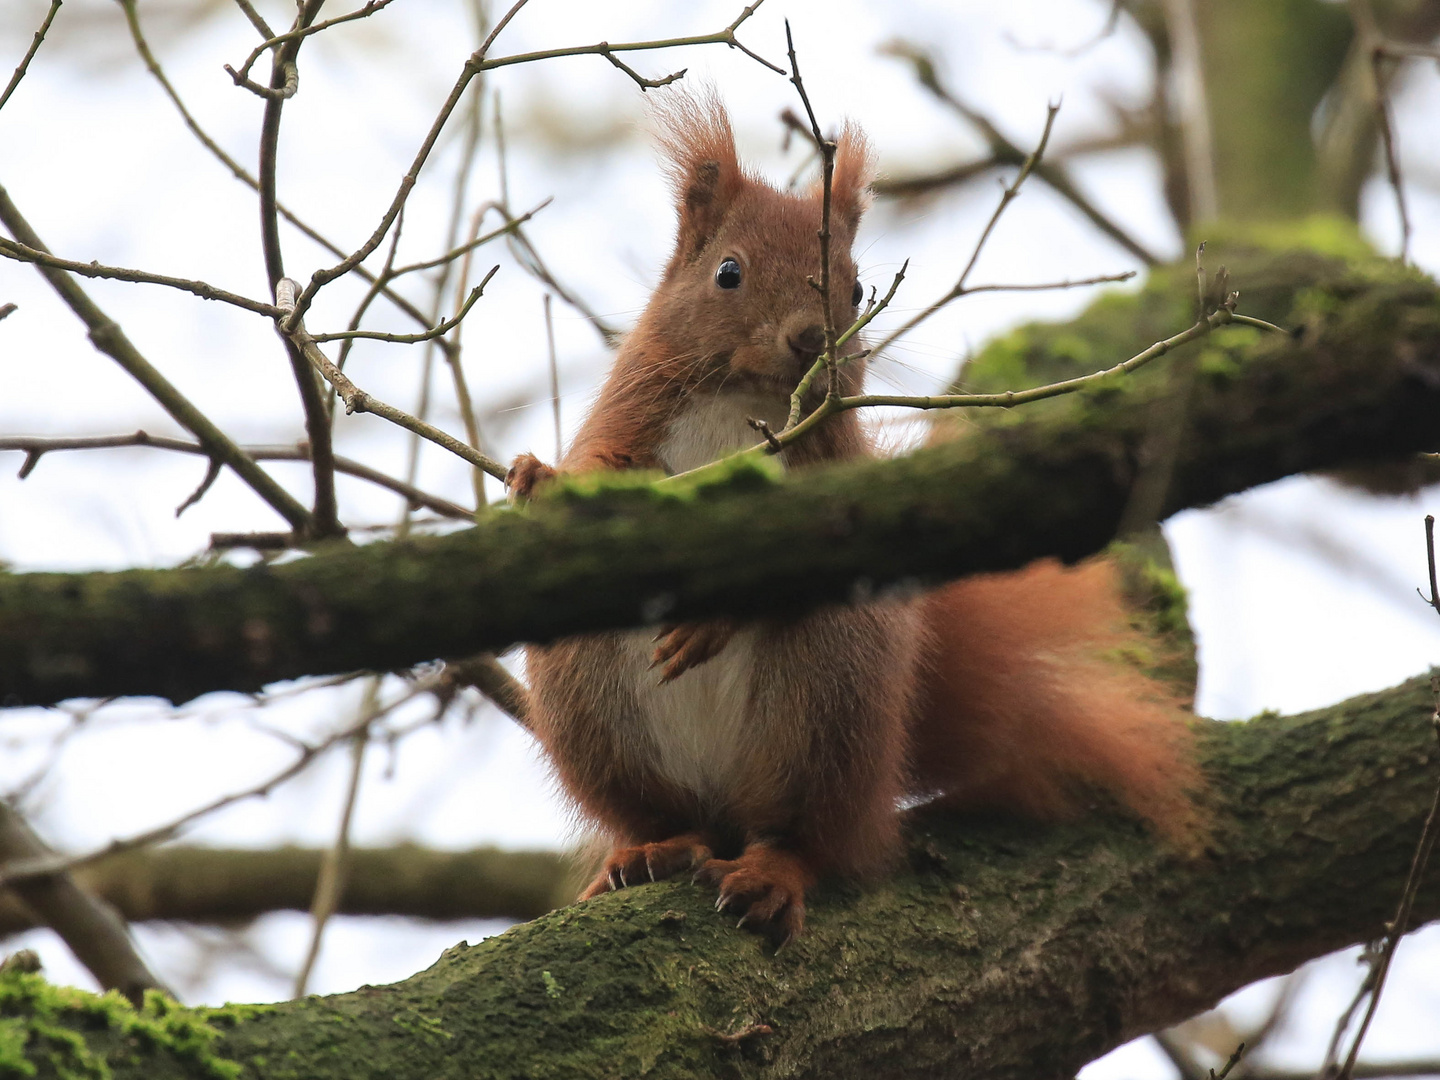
left=2, top=249, right=1437, bottom=708
left=3, top=676, right=1437, bottom=1079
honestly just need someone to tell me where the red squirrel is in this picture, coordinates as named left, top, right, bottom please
left=507, top=95, right=1200, bottom=944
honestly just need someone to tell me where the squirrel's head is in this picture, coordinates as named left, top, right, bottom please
left=646, top=92, right=874, bottom=398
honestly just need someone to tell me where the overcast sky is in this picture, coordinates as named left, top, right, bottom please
left=2, top=0, right=1439, bottom=1070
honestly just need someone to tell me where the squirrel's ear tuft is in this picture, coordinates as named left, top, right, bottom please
left=829, top=122, right=875, bottom=233
left=653, top=90, right=744, bottom=264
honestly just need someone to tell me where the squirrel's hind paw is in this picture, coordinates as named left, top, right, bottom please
left=693, top=846, right=814, bottom=948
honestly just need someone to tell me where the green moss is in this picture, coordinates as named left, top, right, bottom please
left=1108, top=538, right=1199, bottom=699
left=1192, top=215, right=1374, bottom=261
left=529, top=451, right=783, bottom=510
left=0, top=971, right=242, bottom=1080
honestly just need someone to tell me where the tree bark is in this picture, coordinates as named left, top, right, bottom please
left=2, top=248, right=1438, bottom=708
left=2, top=675, right=1436, bottom=1079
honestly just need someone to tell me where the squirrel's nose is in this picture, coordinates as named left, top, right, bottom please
left=787, top=324, right=826, bottom=362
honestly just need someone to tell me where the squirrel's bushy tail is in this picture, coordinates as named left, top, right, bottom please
left=909, top=558, right=1204, bottom=848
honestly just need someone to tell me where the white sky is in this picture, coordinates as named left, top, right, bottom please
left=2, top=0, right=1439, bottom=1072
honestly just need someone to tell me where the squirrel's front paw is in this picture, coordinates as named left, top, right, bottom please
left=650, top=620, right=738, bottom=683
left=506, top=453, right=557, bottom=501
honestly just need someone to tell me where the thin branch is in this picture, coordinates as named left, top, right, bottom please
left=293, top=696, right=370, bottom=998
left=0, top=235, right=282, bottom=317
left=0, top=432, right=474, bottom=520
left=1325, top=659, right=1440, bottom=1080
left=865, top=102, right=1062, bottom=365
left=676, top=296, right=1261, bottom=487
left=544, top=293, right=562, bottom=463
left=871, top=156, right=1001, bottom=199
left=0, top=674, right=441, bottom=891
left=231, top=0, right=400, bottom=85
left=506, top=223, right=622, bottom=347
left=787, top=260, right=908, bottom=428
left=0, top=0, right=61, bottom=115
left=281, top=0, right=778, bottom=333
left=784, top=20, right=840, bottom=402
left=311, top=267, right=498, bottom=342
left=119, top=0, right=468, bottom=363
left=884, top=41, right=1160, bottom=266
left=1162, top=0, right=1220, bottom=224
left=956, top=271, right=1138, bottom=295
left=335, top=201, right=409, bottom=375
left=1357, top=2, right=1412, bottom=262
left=276, top=279, right=508, bottom=481
left=388, top=198, right=548, bottom=279
left=230, top=0, right=276, bottom=40
left=0, top=183, right=315, bottom=533
left=255, top=0, right=342, bottom=538
left=426, top=70, right=495, bottom=521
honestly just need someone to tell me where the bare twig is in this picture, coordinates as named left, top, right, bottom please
left=253, top=0, right=343, bottom=538
left=312, top=268, right=498, bottom=342
left=544, top=293, right=562, bottom=463
left=281, top=1, right=778, bottom=333
left=787, top=261, right=908, bottom=428
left=389, top=199, right=548, bottom=280
left=883, top=41, right=1159, bottom=266
left=506, top=224, right=622, bottom=347
left=1419, top=515, right=1439, bottom=612
left=1162, top=0, right=1220, bottom=224
left=335, top=202, right=409, bottom=376
left=865, top=103, right=1062, bottom=364
left=0, top=674, right=442, bottom=891
left=0, top=432, right=474, bottom=520
left=119, top=0, right=470, bottom=362
left=0, top=0, right=62, bottom=115
left=0, top=184, right=315, bottom=533
left=1348, top=1, right=1412, bottom=262
left=293, top=695, right=371, bottom=998
left=276, top=279, right=508, bottom=480
left=0, top=799, right=167, bottom=1006
left=1322, top=592, right=1440, bottom=1080
left=0, top=235, right=282, bottom=317
left=231, top=0, right=400, bottom=85
left=784, top=21, right=840, bottom=401
left=675, top=295, right=1263, bottom=486
left=230, top=0, right=276, bottom=40
left=947, top=271, right=1136, bottom=296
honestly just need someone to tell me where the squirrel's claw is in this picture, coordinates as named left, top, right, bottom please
left=694, top=847, right=811, bottom=947
left=580, top=835, right=713, bottom=901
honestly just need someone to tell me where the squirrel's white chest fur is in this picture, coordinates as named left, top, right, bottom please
left=622, top=390, right=788, bottom=800
left=656, top=390, right=788, bottom=475
left=622, top=627, right=759, bottom=802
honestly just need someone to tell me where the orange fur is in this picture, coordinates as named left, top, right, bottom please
left=514, top=94, right=1202, bottom=942
left=912, top=560, right=1203, bottom=848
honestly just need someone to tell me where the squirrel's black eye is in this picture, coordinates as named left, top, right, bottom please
left=715, top=258, right=742, bottom=289
left=851, top=278, right=864, bottom=307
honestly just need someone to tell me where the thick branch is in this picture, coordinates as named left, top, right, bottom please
left=5, top=676, right=1438, bottom=1079
left=0, top=845, right=571, bottom=937
left=1, top=251, right=1436, bottom=707
left=0, top=802, right=165, bottom=1005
